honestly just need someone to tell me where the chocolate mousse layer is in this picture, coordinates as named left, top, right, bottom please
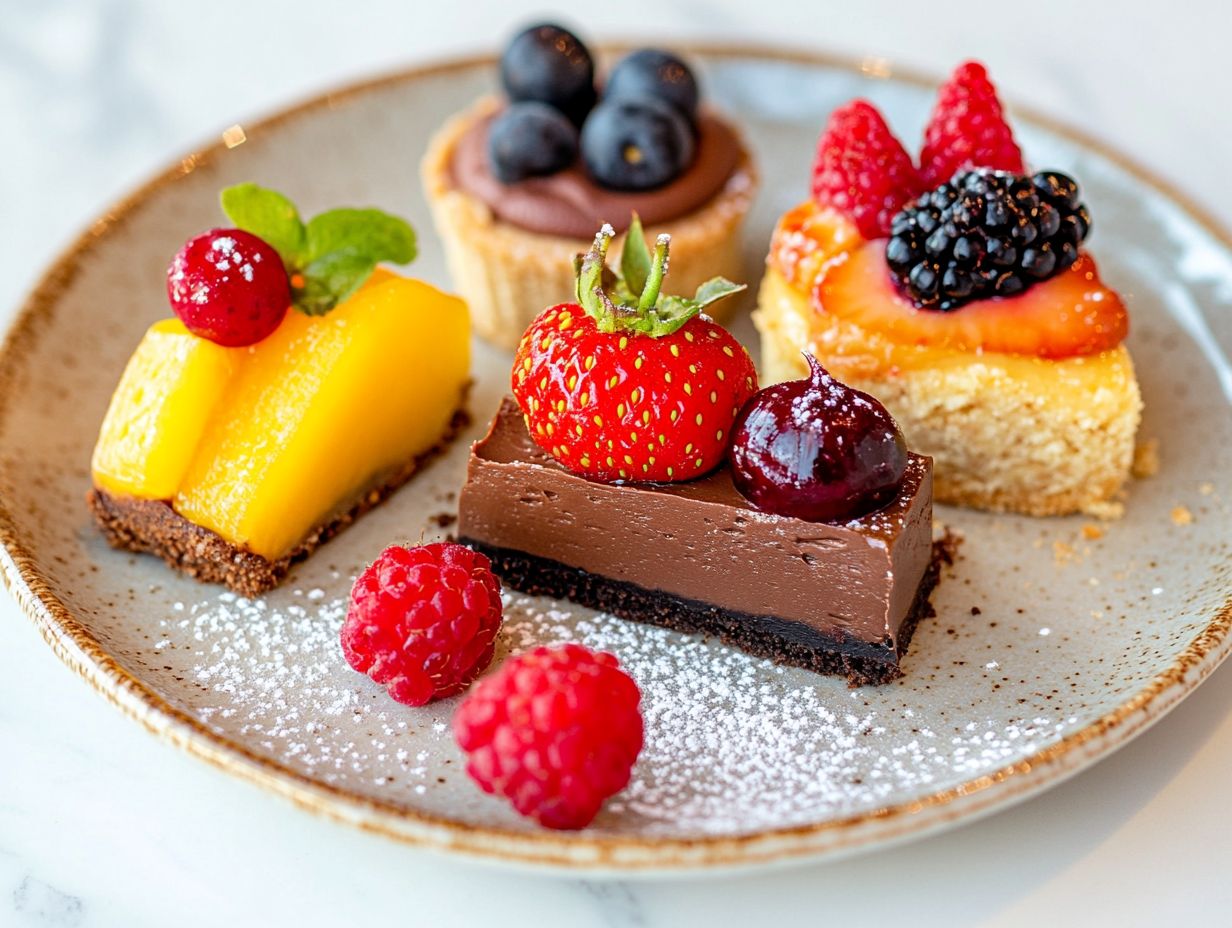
left=449, top=104, right=748, bottom=239
left=458, top=399, right=938, bottom=685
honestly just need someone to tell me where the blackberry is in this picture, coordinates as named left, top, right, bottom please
left=886, top=168, right=1091, bottom=311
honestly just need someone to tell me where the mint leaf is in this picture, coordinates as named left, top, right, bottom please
left=619, top=213, right=652, bottom=299
left=692, top=277, right=746, bottom=310
left=220, top=183, right=306, bottom=265
left=293, top=251, right=377, bottom=316
left=305, top=208, right=416, bottom=267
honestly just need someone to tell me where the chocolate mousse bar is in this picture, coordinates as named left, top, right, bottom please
left=459, top=399, right=940, bottom=686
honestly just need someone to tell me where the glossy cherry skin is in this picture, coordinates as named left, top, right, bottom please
left=728, top=355, right=907, bottom=522
left=166, top=228, right=290, bottom=347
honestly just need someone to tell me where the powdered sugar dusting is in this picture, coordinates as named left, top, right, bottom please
left=149, top=566, right=1115, bottom=837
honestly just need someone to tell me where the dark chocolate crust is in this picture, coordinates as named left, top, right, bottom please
left=88, top=407, right=469, bottom=598
left=461, top=535, right=947, bottom=687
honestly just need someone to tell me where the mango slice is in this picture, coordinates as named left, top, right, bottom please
left=92, top=319, right=238, bottom=500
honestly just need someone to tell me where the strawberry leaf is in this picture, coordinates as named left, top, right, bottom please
left=619, top=213, right=652, bottom=299
left=692, top=277, right=746, bottom=310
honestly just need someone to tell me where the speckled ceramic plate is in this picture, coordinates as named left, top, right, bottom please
left=2, top=48, right=1230, bottom=875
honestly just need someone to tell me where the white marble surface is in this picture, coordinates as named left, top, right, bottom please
left=2, top=1, right=1231, bottom=924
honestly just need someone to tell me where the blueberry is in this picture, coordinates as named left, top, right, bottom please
left=500, top=23, right=595, bottom=125
left=604, top=49, right=700, bottom=121
left=487, top=102, right=579, bottom=183
left=580, top=97, right=695, bottom=191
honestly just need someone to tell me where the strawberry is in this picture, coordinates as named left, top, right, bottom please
left=919, top=61, right=1025, bottom=188
left=512, top=219, right=758, bottom=482
left=810, top=100, right=922, bottom=240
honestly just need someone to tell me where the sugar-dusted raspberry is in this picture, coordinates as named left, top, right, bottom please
left=919, top=61, right=1025, bottom=189
left=811, top=100, right=922, bottom=239
left=453, top=643, right=643, bottom=830
left=341, top=543, right=503, bottom=706
left=166, top=228, right=290, bottom=346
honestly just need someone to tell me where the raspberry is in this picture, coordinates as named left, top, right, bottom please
left=919, top=61, right=1025, bottom=189
left=166, top=228, right=290, bottom=347
left=453, top=644, right=643, bottom=830
left=341, top=543, right=503, bottom=706
left=810, top=100, right=922, bottom=239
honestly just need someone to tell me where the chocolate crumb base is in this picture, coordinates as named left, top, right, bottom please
left=461, top=536, right=947, bottom=687
left=88, top=406, right=470, bottom=598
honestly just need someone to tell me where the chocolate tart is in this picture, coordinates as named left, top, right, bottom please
left=422, top=97, right=757, bottom=350
left=459, top=399, right=941, bottom=686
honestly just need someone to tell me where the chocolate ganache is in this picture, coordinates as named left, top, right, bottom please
left=449, top=105, right=748, bottom=239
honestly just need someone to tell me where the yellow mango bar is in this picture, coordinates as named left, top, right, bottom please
left=92, top=319, right=238, bottom=500
left=173, top=275, right=469, bottom=559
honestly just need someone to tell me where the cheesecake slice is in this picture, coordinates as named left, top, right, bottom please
left=459, top=399, right=940, bottom=686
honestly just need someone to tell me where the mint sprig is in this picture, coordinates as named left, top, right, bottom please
left=220, top=183, right=417, bottom=316
left=574, top=214, right=744, bottom=337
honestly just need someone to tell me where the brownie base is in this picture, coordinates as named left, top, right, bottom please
left=88, top=407, right=469, bottom=598
left=461, top=535, right=948, bottom=687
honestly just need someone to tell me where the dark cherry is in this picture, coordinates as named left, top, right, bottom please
left=499, top=23, right=596, bottom=125
left=728, top=355, right=908, bottom=523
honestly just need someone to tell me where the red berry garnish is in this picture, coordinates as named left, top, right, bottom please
left=453, top=643, right=643, bottom=830
left=810, top=100, right=922, bottom=239
left=341, top=543, right=503, bottom=707
left=919, top=61, right=1025, bottom=189
left=167, top=227, right=290, bottom=347
left=512, top=221, right=757, bottom=482
left=729, top=355, right=907, bottom=523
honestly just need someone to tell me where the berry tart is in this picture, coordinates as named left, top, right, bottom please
left=89, top=184, right=471, bottom=595
left=755, top=62, right=1142, bottom=517
left=458, top=223, right=942, bottom=686
left=422, top=22, right=757, bottom=349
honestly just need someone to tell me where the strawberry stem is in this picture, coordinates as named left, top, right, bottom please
left=637, top=234, right=670, bottom=312
left=572, top=220, right=746, bottom=339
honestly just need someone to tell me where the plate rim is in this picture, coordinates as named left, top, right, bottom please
left=3, top=44, right=1231, bottom=873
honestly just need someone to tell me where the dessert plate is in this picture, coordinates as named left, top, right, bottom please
left=2, top=48, right=1230, bottom=875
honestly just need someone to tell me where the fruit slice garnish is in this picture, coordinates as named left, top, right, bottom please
left=815, top=242, right=1128, bottom=359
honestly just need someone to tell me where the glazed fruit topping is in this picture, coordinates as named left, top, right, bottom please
left=604, top=48, right=700, bottom=123
left=919, top=61, right=1024, bottom=189
left=818, top=241, right=1128, bottom=358
left=341, top=543, right=503, bottom=706
left=453, top=643, right=643, bottom=830
left=167, top=228, right=290, bottom=347
left=488, top=101, right=580, bottom=183
left=500, top=22, right=596, bottom=125
left=581, top=96, right=695, bottom=191
left=811, top=100, right=922, bottom=239
left=512, top=218, right=757, bottom=482
left=887, top=168, right=1092, bottom=311
left=729, top=355, right=907, bottom=523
